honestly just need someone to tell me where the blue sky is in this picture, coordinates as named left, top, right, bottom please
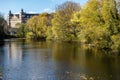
left=0, top=0, right=88, bottom=18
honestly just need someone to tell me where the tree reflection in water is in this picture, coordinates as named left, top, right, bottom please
left=0, top=39, right=120, bottom=80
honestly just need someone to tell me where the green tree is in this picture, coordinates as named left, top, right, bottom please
left=52, top=1, right=80, bottom=41
left=101, top=0, right=118, bottom=35
left=111, top=34, right=120, bottom=51
left=0, top=14, right=6, bottom=39
left=46, top=26, right=53, bottom=40
left=101, top=0, right=120, bottom=50
left=26, top=13, right=53, bottom=40
left=79, top=0, right=102, bottom=43
left=0, top=14, right=4, bottom=33
left=70, top=11, right=81, bottom=40
left=26, top=16, right=38, bottom=39
left=16, top=24, right=27, bottom=38
left=77, top=0, right=112, bottom=49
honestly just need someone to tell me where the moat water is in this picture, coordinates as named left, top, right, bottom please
left=0, top=39, right=120, bottom=80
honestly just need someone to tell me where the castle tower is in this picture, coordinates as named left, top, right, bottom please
left=21, top=8, right=24, bottom=14
left=9, top=10, right=12, bottom=15
left=20, top=8, right=24, bottom=23
left=7, top=9, right=39, bottom=34
left=8, top=10, right=12, bottom=28
left=6, top=10, right=13, bottom=33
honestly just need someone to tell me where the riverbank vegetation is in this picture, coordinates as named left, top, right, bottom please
left=0, top=0, right=118, bottom=51
left=0, top=14, right=13, bottom=40
left=0, top=14, right=7, bottom=40
left=23, top=0, right=120, bottom=51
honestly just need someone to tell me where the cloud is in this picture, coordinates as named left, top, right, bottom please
left=14, top=12, right=19, bottom=14
left=43, top=8, right=54, bottom=13
left=28, top=11, right=37, bottom=14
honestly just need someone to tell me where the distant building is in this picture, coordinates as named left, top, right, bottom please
left=7, top=9, right=39, bottom=34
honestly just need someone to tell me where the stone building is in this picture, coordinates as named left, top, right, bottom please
left=7, top=9, right=39, bottom=34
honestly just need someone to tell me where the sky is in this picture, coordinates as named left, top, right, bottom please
left=0, top=0, right=88, bottom=18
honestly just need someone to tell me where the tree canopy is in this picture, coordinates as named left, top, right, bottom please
left=26, top=13, right=53, bottom=39
left=19, top=0, right=120, bottom=51
left=52, top=1, right=81, bottom=41
left=0, top=14, right=7, bottom=39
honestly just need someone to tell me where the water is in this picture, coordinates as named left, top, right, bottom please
left=0, top=39, right=120, bottom=80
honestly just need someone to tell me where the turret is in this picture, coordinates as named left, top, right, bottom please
left=9, top=10, right=12, bottom=15
left=21, top=8, right=24, bottom=14
left=8, top=10, right=12, bottom=19
left=20, top=8, right=24, bottom=23
left=7, top=10, right=12, bottom=31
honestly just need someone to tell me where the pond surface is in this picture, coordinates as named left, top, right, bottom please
left=0, top=39, right=120, bottom=80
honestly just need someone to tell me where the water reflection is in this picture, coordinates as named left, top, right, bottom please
left=0, top=39, right=119, bottom=80
left=52, top=42, right=120, bottom=80
left=0, top=41, right=4, bottom=68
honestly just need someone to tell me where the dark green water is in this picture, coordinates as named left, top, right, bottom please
left=0, top=39, right=120, bottom=80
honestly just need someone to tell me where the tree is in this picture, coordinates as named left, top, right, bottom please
left=101, top=0, right=118, bottom=35
left=15, top=23, right=21, bottom=28
left=52, top=1, right=81, bottom=41
left=26, top=16, right=38, bottom=39
left=46, top=26, right=53, bottom=40
left=76, top=0, right=112, bottom=49
left=101, top=0, right=120, bottom=50
left=78, top=0, right=102, bottom=43
left=111, top=34, right=120, bottom=51
left=16, top=24, right=27, bottom=38
left=0, top=14, right=7, bottom=39
left=0, top=14, right=4, bottom=33
left=26, top=13, right=53, bottom=40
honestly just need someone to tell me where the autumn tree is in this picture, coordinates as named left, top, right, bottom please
left=74, top=0, right=120, bottom=49
left=101, top=0, right=118, bottom=35
left=26, top=13, right=53, bottom=39
left=52, top=1, right=80, bottom=41
left=16, top=24, right=27, bottom=38
left=78, top=0, right=108, bottom=47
